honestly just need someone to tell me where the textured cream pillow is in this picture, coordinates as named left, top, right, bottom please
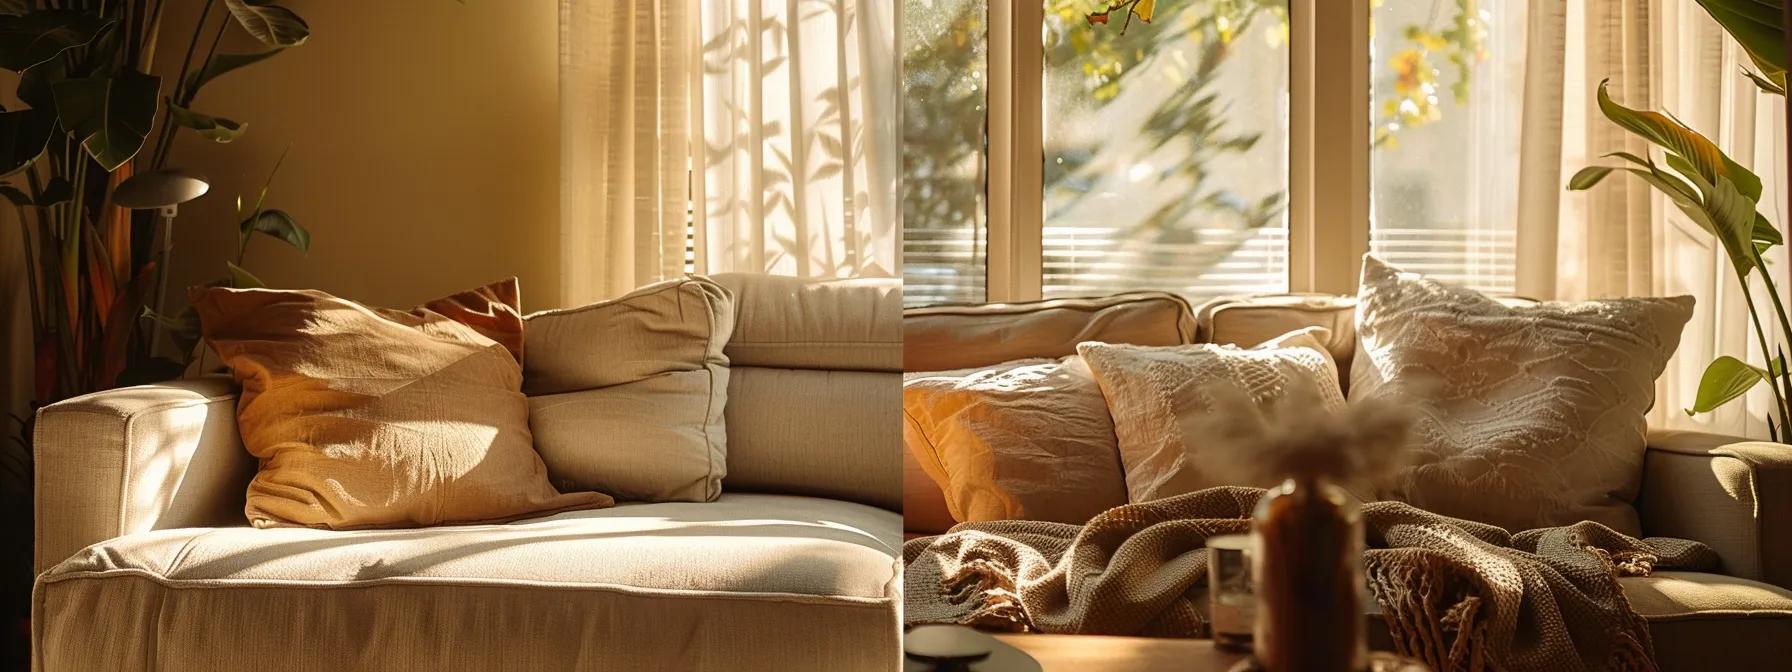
left=903, top=356, right=1128, bottom=524
left=523, top=277, right=734, bottom=503
left=1079, top=328, right=1343, bottom=503
left=1351, top=255, right=1693, bottom=534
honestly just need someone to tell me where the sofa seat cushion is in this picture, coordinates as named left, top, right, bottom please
left=1620, top=571, right=1792, bottom=670
left=36, top=494, right=901, bottom=671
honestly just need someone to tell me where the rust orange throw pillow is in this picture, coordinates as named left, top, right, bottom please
left=191, top=279, right=613, bottom=529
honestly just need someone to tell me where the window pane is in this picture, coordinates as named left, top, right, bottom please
left=902, top=0, right=989, bottom=307
left=1369, top=1, right=1524, bottom=294
left=1042, top=2, right=1290, bottom=301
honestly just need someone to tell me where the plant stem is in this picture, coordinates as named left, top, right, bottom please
left=151, top=0, right=217, bottom=169
left=1748, top=244, right=1792, bottom=439
left=1740, top=277, right=1792, bottom=437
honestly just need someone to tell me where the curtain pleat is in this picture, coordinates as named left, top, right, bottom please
left=560, top=0, right=691, bottom=305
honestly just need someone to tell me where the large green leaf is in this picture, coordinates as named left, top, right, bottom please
left=240, top=209, right=309, bottom=253
left=1688, top=355, right=1770, bottom=415
left=1596, top=80, right=1763, bottom=201
left=1694, top=0, right=1786, bottom=94
left=18, top=55, right=66, bottom=109
left=51, top=70, right=163, bottom=172
left=0, top=106, right=54, bottom=176
left=167, top=102, right=246, bottom=143
left=226, top=261, right=266, bottom=289
left=224, top=0, right=309, bottom=47
left=1685, top=171, right=1761, bottom=276
left=1568, top=166, right=1615, bottom=190
left=187, top=49, right=285, bottom=96
left=0, top=10, right=112, bottom=73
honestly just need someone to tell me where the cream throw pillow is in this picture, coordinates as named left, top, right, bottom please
left=1079, top=328, right=1344, bottom=503
left=903, top=356, right=1128, bottom=524
left=1351, top=255, right=1693, bottom=534
left=523, top=277, right=734, bottom=503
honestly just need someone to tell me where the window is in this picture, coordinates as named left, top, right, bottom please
left=1040, top=2, right=1290, bottom=301
left=902, top=2, right=1527, bottom=307
left=902, top=0, right=990, bottom=306
left=1367, top=0, right=1523, bottom=294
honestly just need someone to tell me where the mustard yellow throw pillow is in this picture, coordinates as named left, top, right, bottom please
left=191, top=280, right=613, bottom=529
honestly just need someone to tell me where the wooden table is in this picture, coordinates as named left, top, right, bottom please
left=994, top=635, right=1247, bottom=672
left=992, top=634, right=1427, bottom=672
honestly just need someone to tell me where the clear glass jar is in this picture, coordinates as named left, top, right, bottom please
left=1251, top=476, right=1367, bottom=672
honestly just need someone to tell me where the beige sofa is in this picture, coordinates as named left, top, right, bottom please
left=902, top=292, right=1792, bottom=671
left=32, top=273, right=903, bottom=671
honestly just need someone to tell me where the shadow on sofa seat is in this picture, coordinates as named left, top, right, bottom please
left=35, top=493, right=901, bottom=671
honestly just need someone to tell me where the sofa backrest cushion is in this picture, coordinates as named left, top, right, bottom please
left=1197, top=294, right=1358, bottom=390
left=715, top=273, right=902, bottom=372
left=712, top=273, right=902, bottom=511
left=903, top=292, right=1196, bottom=372
left=524, top=277, right=734, bottom=502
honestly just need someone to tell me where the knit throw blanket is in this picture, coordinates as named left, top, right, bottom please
left=903, top=487, right=1719, bottom=672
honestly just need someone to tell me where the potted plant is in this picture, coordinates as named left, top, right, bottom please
left=1569, top=0, right=1792, bottom=440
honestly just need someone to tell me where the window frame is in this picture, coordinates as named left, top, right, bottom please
left=974, top=0, right=1370, bottom=303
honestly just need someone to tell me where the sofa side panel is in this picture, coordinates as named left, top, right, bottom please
left=33, top=378, right=251, bottom=574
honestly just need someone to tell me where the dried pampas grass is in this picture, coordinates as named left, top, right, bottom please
left=1192, top=375, right=1415, bottom=491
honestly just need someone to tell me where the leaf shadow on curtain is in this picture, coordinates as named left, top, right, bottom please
left=698, top=0, right=897, bottom=280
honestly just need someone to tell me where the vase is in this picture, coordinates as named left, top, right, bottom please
left=1251, top=476, right=1366, bottom=672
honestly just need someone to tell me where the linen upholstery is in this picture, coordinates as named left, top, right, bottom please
left=1079, top=328, right=1343, bottom=503
left=713, top=273, right=902, bottom=372
left=723, top=367, right=900, bottom=510
left=901, top=291, right=1197, bottom=532
left=903, top=444, right=957, bottom=536
left=1620, top=571, right=1792, bottom=671
left=36, top=494, right=901, bottom=672
left=710, top=274, right=903, bottom=511
left=31, top=377, right=254, bottom=574
left=191, top=280, right=609, bottom=529
left=904, top=292, right=1196, bottom=372
left=1351, top=255, right=1693, bottom=534
left=1638, top=430, right=1792, bottom=589
left=1197, top=294, right=1358, bottom=387
left=524, top=277, right=734, bottom=503
left=903, top=356, right=1128, bottom=524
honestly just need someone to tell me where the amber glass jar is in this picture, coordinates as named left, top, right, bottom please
left=1251, top=476, right=1366, bottom=672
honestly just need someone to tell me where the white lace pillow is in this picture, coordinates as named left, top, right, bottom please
left=1351, top=255, right=1693, bottom=534
left=1079, top=328, right=1344, bottom=503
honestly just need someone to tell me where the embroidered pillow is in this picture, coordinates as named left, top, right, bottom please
left=1351, top=255, right=1693, bottom=533
left=1079, top=328, right=1344, bottom=503
left=192, top=280, right=613, bottom=529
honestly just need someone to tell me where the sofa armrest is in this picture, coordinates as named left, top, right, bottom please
left=33, top=377, right=255, bottom=574
left=1637, top=429, right=1792, bottom=589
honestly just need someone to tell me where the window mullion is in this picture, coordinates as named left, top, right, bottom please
left=1291, top=0, right=1370, bottom=295
left=986, top=1, right=1043, bottom=303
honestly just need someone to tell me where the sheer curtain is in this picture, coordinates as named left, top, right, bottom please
left=1516, top=0, right=1791, bottom=437
left=697, top=0, right=899, bottom=279
left=560, top=0, right=899, bottom=303
left=559, top=0, right=694, bottom=306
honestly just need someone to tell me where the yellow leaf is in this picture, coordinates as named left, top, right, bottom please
left=1134, top=0, right=1155, bottom=23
